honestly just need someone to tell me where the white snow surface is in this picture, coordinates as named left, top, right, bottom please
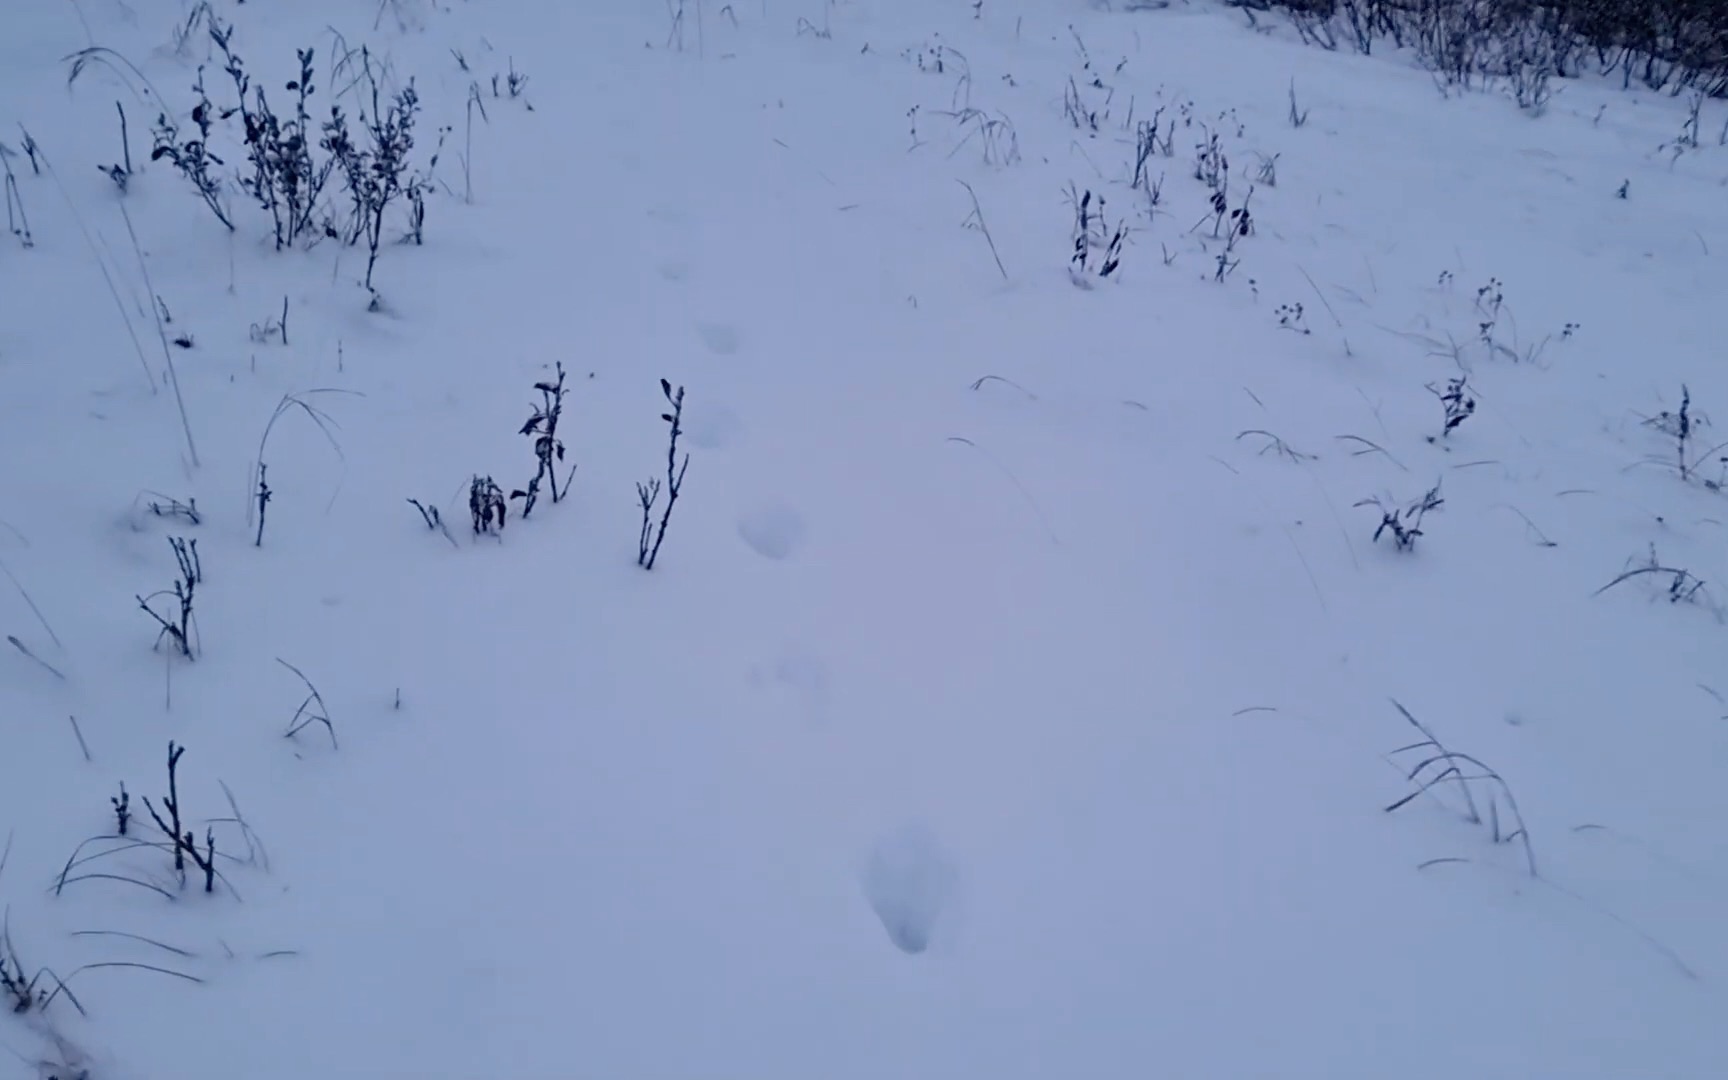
left=2, top=0, right=1727, bottom=1076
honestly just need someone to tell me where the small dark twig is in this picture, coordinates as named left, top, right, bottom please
left=468, top=476, right=506, bottom=536
left=510, top=362, right=576, bottom=518
left=957, top=180, right=1008, bottom=281
left=7, top=635, right=65, bottom=680
left=68, top=715, right=92, bottom=762
left=117, top=100, right=133, bottom=176
left=139, top=741, right=218, bottom=892
left=407, top=498, right=458, bottom=547
left=254, top=462, right=272, bottom=547
left=136, top=538, right=200, bottom=659
left=638, top=380, right=689, bottom=571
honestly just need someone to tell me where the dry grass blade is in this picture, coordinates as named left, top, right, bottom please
left=1334, top=434, right=1407, bottom=471
left=1388, top=699, right=1481, bottom=822
left=1594, top=564, right=1698, bottom=596
left=969, top=374, right=1037, bottom=398
left=38, top=961, right=202, bottom=1013
left=277, top=657, right=337, bottom=749
left=56, top=873, right=176, bottom=901
left=216, top=779, right=269, bottom=871
left=248, top=389, right=364, bottom=527
left=1417, top=856, right=1472, bottom=870
left=70, top=930, right=195, bottom=958
left=62, top=46, right=170, bottom=108
left=1595, top=545, right=1718, bottom=611
left=55, top=837, right=168, bottom=895
left=1237, top=429, right=1316, bottom=462
left=1491, top=503, right=1558, bottom=547
left=24, top=968, right=86, bottom=1018
left=7, top=636, right=64, bottom=680
left=119, top=199, right=200, bottom=467
left=67, top=715, right=92, bottom=762
left=0, top=553, right=64, bottom=650
left=1384, top=700, right=1535, bottom=876
left=22, top=133, right=158, bottom=394
left=957, top=179, right=1009, bottom=281
left=944, top=436, right=1059, bottom=546
left=1296, top=264, right=1344, bottom=328
left=62, top=961, right=202, bottom=985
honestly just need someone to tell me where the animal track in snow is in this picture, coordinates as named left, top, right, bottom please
left=747, top=650, right=829, bottom=726
left=684, top=401, right=741, bottom=450
left=696, top=322, right=741, bottom=356
left=737, top=504, right=804, bottom=561
left=863, top=823, right=956, bottom=956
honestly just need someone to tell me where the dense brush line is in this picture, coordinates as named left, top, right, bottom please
left=1241, top=0, right=1728, bottom=98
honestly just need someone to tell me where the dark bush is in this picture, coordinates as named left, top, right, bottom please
left=1248, top=0, right=1728, bottom=97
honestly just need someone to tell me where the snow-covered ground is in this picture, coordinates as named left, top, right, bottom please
left=2, top=0, right=1726, bottom=1075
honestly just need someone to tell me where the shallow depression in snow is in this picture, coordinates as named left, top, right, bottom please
left=737, top=502, right=806, bottom=561
left=684, top=400, right=743, bottom=450
left=862, top=823, right=957, bottom=956
left=696, top=321, right=743, bottom=356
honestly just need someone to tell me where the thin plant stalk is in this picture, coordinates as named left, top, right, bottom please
left=118, top=200, right=199, bottom=467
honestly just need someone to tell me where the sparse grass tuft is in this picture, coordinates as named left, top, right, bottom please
left=0, top=142, right=33, bottom=248
left=278, top=658, right=337, bottom=749
left=149, top=64, right=235, bottom=231
left=249, top=390, right=357, bottom=543
left=1426, top=375, right=1476, bottom=441
left=469, top=475, right=507, bottom=537
left=322, top=51, right=425, bottom=298
left=136, top=538, right=201, bottom=659
left=210, top=24, right=337, bottom=251
left=1384, top=700, right=1536, bottom=876
left=1595, top=545, right=1720, bottom=616
left=1635, top=384, right=1728, bottom=488
left=510, top=363, right=577, bottom=518
left=1287, top=78, right=1309, bottom=127
left=1067, top=184, right=1124, bottom=285
left=1357, top=481, right=1443, bottom=551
